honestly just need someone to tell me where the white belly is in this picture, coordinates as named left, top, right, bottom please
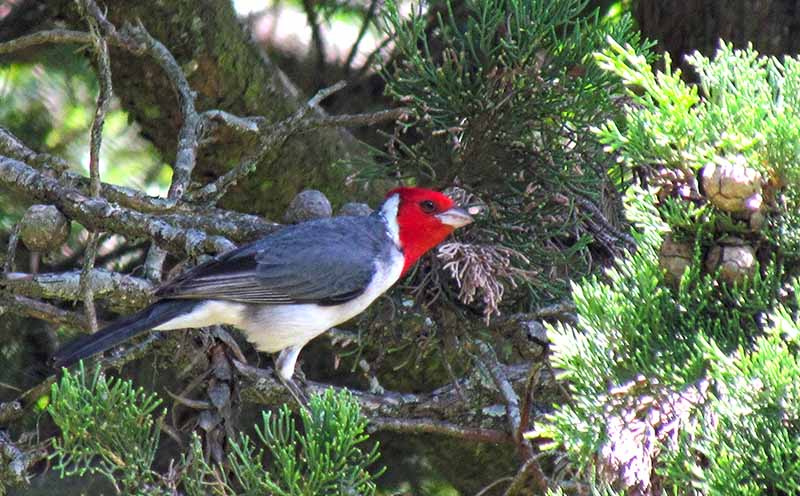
left=153, top=247, right=404, bottom=353
left=242, top=247, right=404, bottom=352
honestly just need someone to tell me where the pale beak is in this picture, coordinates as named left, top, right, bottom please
left=436, top=207, right=474, bottom=228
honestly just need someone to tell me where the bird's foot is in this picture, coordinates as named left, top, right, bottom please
left=274, top=345, right=309, bottom=408
left=278, top=374, right=309, bottom=410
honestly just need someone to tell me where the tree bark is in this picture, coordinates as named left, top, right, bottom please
left=4, top=0, right=369, bottom=218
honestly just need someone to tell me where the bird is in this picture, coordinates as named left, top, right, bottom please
left=51, top=187, right=473, bottom=401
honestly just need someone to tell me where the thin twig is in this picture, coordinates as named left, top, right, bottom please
left=368, top=417, right=512, bottom=444
left=234, top=358, right=534, bottom=437
left=80, top=0, right=143, bottom=53
left=0, top=29, right=93, bottom=54
left=570, top=191, right=637, bottom=252
left=299, top=107, right=408, bottom=130
left=86, top=22, right=111, bottom=198
left=124, top=21, right=200, bottom=201
left=302, top=0, right=327, bottom=76
left=355, top=33, right=394, bottom=78
left=187, top=85, right=406, bottom=205
left=81, top=0, right=200, bottom=202
left=517, top=363, right=540, bottom=445
left=502, top=456, right=550, bottom=496
left=475, top=477, right=515, bottom=496
left=479, top=342, right=548, bottom=492
left=307, top=80, right=347, bottom=109
left=78, top=11, right=114, bottom=332
left=344, top=0, right=381, bottom=74
left=200, top=110, right=261, bottom=135
left=186, top=81, right=349, bottom=204
left=79, top=235, right=101, bottom=332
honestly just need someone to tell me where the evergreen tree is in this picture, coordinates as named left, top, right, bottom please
left=539, top=40, right=800, bottom=494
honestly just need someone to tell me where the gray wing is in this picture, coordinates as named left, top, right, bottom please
left=155, top=215, right=391, bottom=306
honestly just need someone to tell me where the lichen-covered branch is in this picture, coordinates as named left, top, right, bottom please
left=0, top=294, right=89, bottom=332
left=234, top=358, right=536, bottom=436
left=0, top=156, right=235, bottom=256
left=186, top=82, right=405, bottom=205
left=0, top=28, right=93, bottom=53
left=3, top=269, right=153, bottom=311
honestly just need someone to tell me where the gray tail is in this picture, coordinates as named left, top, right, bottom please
left=51, top=299, right=199, bottom=369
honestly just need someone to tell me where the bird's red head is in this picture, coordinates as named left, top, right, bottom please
left=384, top=187, right=473, bottom=275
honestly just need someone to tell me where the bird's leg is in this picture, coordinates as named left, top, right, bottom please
left=275, top=345, right=308, bottom=408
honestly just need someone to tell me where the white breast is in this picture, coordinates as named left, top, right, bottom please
left=154, top=196, right=405, bottom=355
left=239, top=245, right=404, bottom=352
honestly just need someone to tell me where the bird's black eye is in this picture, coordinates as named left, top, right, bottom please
left=420, top=200, right=436, bottom=213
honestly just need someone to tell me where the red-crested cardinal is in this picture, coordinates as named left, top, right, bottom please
left=52, top=187, right=473, bottom=399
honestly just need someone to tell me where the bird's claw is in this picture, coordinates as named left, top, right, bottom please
left=278, top=374, right=309, bottom=410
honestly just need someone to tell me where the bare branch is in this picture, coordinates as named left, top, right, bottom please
left=187, top=82, right=403, bottom=204
left=0, top=430, right=47, bottom=487
left=3, top=269, right=153, bottom=311
left=79, top=8, right=115, bottom=332
left=0, top=294, right=90, bottom=330
left=86, top=19, right=112, bottom=198
left=80, top=0, right=200, bottom=202
left=299, top=107, right=409, bottom=130
left=302, top=0, right=327, bottom=75
left=479, top=342, right=548, bottom=492
left=307, top=80, right=347, bottom=109
left=200, top=110, right=261, bottom=135
left=59, top=170, right=280, bottom=240
left=124, top=20, right=201, bottom=201
left=234, top=357, right=536, bottom=438
left=0, top=29, right=92, bottom=54
left=368, top=417, right=512, bottom=444
left=144, top=243, right=167, bottom=283
left=79, top=235, right=100, bottom=331
left=0, top=156, right=235, bottom=256
left=345, top=0, right=381, bottom=74
left=80, top=0, right=144, bottom=53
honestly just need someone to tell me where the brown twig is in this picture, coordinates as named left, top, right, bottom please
left=502, top=455, right=550, bottom=496
left=517, top=362, right=542, bottom=449
left=569, top=192, right=636, bottom=253
left=302, top=0, right=327, bottom=76
left=344, top=0, right=381, bottom=74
